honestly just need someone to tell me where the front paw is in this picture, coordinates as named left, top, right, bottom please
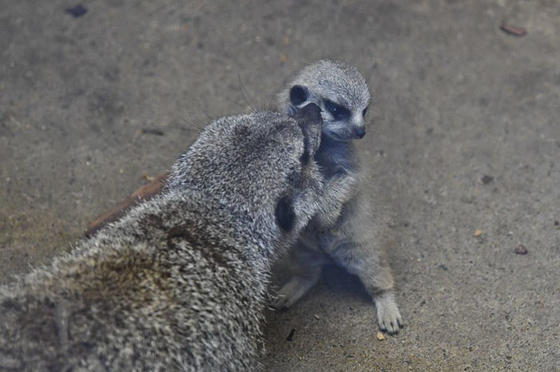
left=272, top=285, right=294, bottom=310
left=375, top=291, right=403, bottom=334
left=272, top=276, right=315, bottom=310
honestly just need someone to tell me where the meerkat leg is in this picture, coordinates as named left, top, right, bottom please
left=274, top=242, right=327, bottom=309
left=274, top=267, right=321, bottom=309
left=274, top=171, right=358, bottom=310
left=327, top=238, right=403, bottom=334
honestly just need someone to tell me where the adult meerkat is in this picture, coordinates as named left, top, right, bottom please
left=276, top=60, right=403, bottom=334
left=0, top=104, right=345, bottom=371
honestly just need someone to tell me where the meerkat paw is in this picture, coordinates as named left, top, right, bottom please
left=375, top=291, right=403, bottom=334
left=273, top=275, right=319, bottom=310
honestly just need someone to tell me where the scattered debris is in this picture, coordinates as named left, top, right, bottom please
left=65, top=4, right=88, bottom=18
left=439, top=264, right=449, bottom=271
left=481, top=175, right=494, bottom=185
left=313, top=314, right=320, bottom=320
left=554, top=220, right=559, bottom=227
left=141, top=128, right=165, bottom=136
left=280, top=54, right=288, bottom=63
left=142, top=173, right=155, bottom=182
left=500, top=24, right=527, bottom=37
left=514, top=245, right=528, bottom=255
left=376, top=331, right=385, bottom=341
left=474, top=229, right=483, bottom=237
left=286, top=328, right=296, bottom=342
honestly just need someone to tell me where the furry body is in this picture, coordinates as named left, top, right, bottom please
left=0, top=106, right=334, bottom=371
left=276, top=60, right=403, bottom=334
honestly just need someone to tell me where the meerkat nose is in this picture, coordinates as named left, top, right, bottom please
left=354, top=127, right=366, bottom=139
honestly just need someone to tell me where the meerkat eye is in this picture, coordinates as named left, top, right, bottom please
left=362, top=106, right=369, bottom=118
left=289, top=85, right=308, bottom=106
left=324, top=99, right=350, bottom=121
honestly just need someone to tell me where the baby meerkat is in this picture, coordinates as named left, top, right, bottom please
left=276, top=60, right=403, bottom=334
left=0, top=104, right=345, bottom=371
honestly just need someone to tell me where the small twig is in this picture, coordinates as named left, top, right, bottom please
left=85, top=173, right=168, bottom=237
left=500, top=24, right=527, bottom=37
left=141, top=128, right=165, bottom=136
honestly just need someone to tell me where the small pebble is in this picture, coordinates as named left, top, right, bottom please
left=65, top=4, right=87, bottom=18
left=514, top=245, right=528, bottom=255
left=474, top=229, right=483, bottom=237
left=376, top=331, right=386, bottom=341
left=481, top=175, right=494, bottom=184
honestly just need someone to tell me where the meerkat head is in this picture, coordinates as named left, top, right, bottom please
left=168, top=104, right=324, bottom=244
left=279, top=60, right=371, bottom=142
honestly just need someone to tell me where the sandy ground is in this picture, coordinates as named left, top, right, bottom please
left=1, top=0, right=559, bottom=370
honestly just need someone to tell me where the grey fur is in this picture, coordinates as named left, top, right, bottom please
left=276, top=60, right=403, bottom=334
left=0, top=105, right=344, bottom=371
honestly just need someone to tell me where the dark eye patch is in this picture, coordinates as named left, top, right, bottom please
left=324, top=99, right=351, bottom=121
left=275, top=195, right=296, bottom=232
left=362, top=106, right=369, bottom=118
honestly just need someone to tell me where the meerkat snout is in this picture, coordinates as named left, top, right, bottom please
left=354, top=126, right=366, bottom=139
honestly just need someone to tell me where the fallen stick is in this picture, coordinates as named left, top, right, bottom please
left=85, top=172, right=168, bottom=237
left=500, top=24, right=527, bottom=37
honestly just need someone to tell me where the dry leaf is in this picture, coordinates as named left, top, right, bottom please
left=142, top=173, right=155, bottom=182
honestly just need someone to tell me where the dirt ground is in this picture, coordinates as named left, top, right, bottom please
left=1, top=1, right=559, bottom=370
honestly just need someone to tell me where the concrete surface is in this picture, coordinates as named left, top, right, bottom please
left=1, top=0, right=559, bottom=370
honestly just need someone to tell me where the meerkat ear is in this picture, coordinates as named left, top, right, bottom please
left=293, top=103, right=323, bottom=163
left=275, top=195, right=296, bottom=232
left=289, top=85, right=309, bottom=106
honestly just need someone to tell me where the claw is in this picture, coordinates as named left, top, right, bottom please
left=374, top=291, right=403, bottom=335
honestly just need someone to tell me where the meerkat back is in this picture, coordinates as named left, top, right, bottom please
left=0, top=105, right=327, bottom=371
